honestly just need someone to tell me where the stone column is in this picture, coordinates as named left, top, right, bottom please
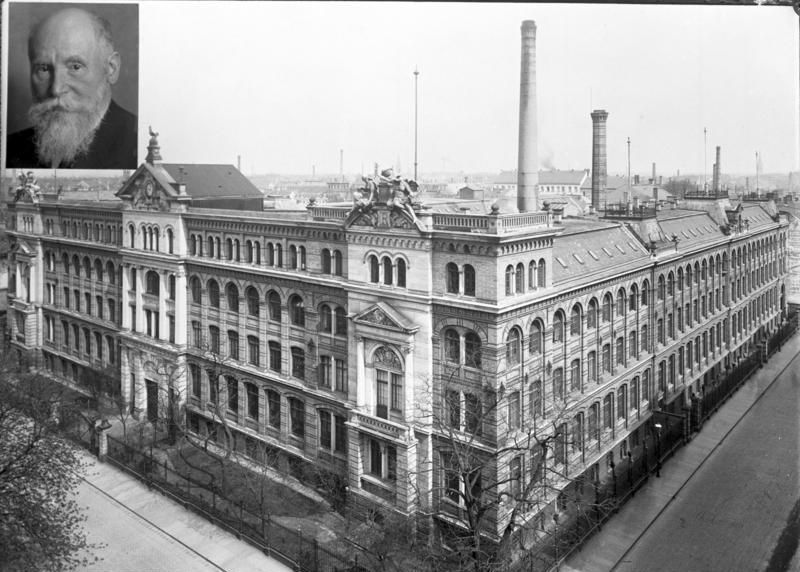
left=174, top=268, right=187, bottom=346
left=121, top=264, right=132, bottom=330
left=135, top=266, right=145, bottom=334
left=356, top=336, right=366, bottom=409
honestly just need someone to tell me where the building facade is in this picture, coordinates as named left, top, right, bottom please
left=6, top=142, right=790, bottom=545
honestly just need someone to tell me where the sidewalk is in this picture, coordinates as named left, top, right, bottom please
left=563, top=334, right=800, bottom=572
left=77, top=452, right=292, bottom=572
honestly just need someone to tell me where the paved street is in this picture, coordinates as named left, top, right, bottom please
left=565, top=335, right=800, bottom=572
left=75, top=453, right=291, bottom=572
left=615, top=349, right=800, bottom=572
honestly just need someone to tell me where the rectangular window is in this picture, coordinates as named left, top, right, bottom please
left=319, top=355, right=332, bottom=388
left=228, top=331, right=239, bottom=360
left=291, top=347, right=305, bottom=379
left=267, top=390, right=280, bottom=429
left=192, top=321, right=201, bottom=348
left=208, top=372, right=218, bottom=404
left=376, top=369, right=388, bottom=418
left=289, top=398, right=305, bottom=438
left=602, top=344, right=611, bottom=373
left=269, top=341, right=281, bottom=373
left=465, top=393, right=481, bottom=436
left=334, top=415, right=347, bottom=454
left=320, top=410, right=332, bottom=449
left=447, top=390, right=461, bottom=429
left=587, top=351, right=597, bottom=382
left=390, top=372, right=403, bottom=412
left=246, top=383, right=258, bottom=420
left=227, top=377, right=238, bottom=412
left=190, top=364, right=201, bottom=398
left=209, top=326, right=220, bottom=353
left=335, top=358, right=347, bottom=393
left=247, top=336, right=259, bottom=366
left=508, top=391, right=520, bottom=430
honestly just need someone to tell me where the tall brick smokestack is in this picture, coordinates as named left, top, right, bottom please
left=517, top=20, right=539, bottom=213
left=713, top=146, right=721, bottom=193
left=590, top=110, right=609, bottom=211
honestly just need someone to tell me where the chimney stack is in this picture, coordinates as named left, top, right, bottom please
left=652, top=163, right=656, bottom=185
left=713, top=146, right=721, bottom=193
left=590, top=110, right=609, bottom=211
left=517, top=20, right=539, bottom=213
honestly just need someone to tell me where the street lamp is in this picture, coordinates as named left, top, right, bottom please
left=654, top=423, right=663, bottom=478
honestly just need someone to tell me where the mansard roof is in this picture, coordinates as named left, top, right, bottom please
left=160, top=164, right=262, bottom=199
left=552, top=223, right=650, bottom=285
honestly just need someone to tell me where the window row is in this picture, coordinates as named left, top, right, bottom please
left=49, top=219, right=122, bottom=245
left=127, top=223, right=175, bottom=253
left=504, top=258, right=546, bottom=295
left=47, top=252, right=119, bottom=284
left=45, top=316, right=117, bottom=365
left=50, top=285, right=118, bottom=322
left=367, top=255, right=407, bottom=287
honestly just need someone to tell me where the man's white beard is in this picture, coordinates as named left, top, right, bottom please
left=28, top=86, right=110, bottom=168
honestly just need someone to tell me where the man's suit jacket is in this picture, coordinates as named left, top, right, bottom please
left=6, top=100, right=138, bottom=169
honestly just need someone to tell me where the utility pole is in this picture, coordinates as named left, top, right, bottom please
left=414, top=67, right=420, bottom=181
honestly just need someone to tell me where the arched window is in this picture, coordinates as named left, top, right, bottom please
left=657, top=275, right=665, bottom=300
left=629, top=284, right=638, bottom=311
left=94, top=259, right=104, bottom=282
left=267, top=291, right=281, bottom=321
left=506, top=328, right=521, bottom=365
left=528, top=261, right=537, bottom=289
left=208, top=279, right=220, bottom=308
left=322, top=249, right=332, bottom=274
left=602, top=292, right=613, bottom=322
left=383, top=257, right=393, bottom=285
left=320, top=304, right=333, bottom=333
left=505, top=265, right=515, bottom=295
left=537, top=259, right=546, bottom=288
left=444, top=329, right=460, bottom=362
left=677, top=267, right=684, bottom=290
left=587, top=298, right=598, bottom=328
left=515, top=263, right=525, bottom=293
left=616, top=288, right=625, bottom=316
left=226, top=283, right=239, bottom=313
left=529, top=320, right=543, bottom=354
left=254, top=242, right=261, bottom=264
left=83, top=257, right=91, bottom=278
left=396, top=259, right=406, bottom=287
left=246, top=286, right=259, bottom=317
left=167, top=229, right=174, bottom=254
left=289, top=245, right=298, bottom=269
left=72, top=255, right=81, bottom=276
left=267, top=243, right=274, bottom=265
left=128, top=224, right=135, bottom=248
left=62, top=253, right=70, bottom=274
left=553, top=311, right=564, bottom=343
left=641, top=280, right=650, bottom=306
left=299, top=246, right=306, bottom=269
left=190, top=276, right=202, bottom=303
left=465, top=332, right=481, bottom=368
left=145, top=271, right=160, bottom=295
left=446, top=263, right=459, bottom=294
left=570, top=305, right=582, bottom=336
left=234, top=239, right=240, bottom=262
left=275, top=242, right=282, bottom=266
left=289, top=295, right=305, bottom=327
left=464, top=264, right=475, bottom=296
left=369, top=255, right=379, bottom=283
left=207, top=236, right=215, bottom=258
left=245, top=241, right=254, bottom=263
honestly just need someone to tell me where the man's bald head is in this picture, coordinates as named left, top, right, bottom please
left=29, top=8, right=115, bottom=63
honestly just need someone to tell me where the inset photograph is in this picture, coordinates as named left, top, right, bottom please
left=6, top=2, right=139, bottom=169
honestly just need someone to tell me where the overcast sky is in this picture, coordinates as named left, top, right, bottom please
left=6, top=1, right=800, bottom=178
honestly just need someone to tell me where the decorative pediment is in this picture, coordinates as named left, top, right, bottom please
left=10, top=238, right=36, bottom=258
left=353, top=301, right=418, bottom=334
left=116, top=163, right=187, bottom=211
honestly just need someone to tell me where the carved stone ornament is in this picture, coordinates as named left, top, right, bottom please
left=361, top=307, right=397, bottom=328
left=345, top=166, right=423, bottom=230
left=12, top=172, right=42, bottom=203
left=373, top=346, right=403, bottom=370
left=132, top=174, right=165, bottom=211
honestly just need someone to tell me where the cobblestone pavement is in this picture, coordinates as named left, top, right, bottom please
left=565, top=335, right=800, bottom=572
left=75, top=453, right=291, bottom=572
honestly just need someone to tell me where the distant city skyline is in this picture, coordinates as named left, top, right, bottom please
left=3, top=2, right=797, bottom=178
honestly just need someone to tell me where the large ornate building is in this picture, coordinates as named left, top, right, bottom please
left=4, top=18, right=791, bottom=549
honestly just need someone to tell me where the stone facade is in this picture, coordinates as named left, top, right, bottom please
left=6, top=153, right=790, bottom=545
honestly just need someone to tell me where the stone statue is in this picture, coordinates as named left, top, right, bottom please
left=13, top=171, right=41, bottom=202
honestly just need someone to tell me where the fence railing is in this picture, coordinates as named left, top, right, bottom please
left=532, top=320, right=798, bottom=572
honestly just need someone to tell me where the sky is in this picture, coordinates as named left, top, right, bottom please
left=3, top=1, right=799, bottom=178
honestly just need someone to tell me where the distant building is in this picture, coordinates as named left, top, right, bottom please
left=492, top=169, right=589, bottom=196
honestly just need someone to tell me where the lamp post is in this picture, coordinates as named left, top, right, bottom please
left=654, top=423, right=663, bottom=478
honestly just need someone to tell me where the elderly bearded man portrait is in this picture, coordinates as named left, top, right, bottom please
left=6, top=7, right=138, bottom=169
